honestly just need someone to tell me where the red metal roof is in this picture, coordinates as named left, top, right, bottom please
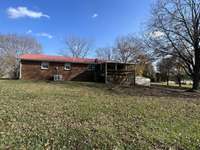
left=20, top=54, right=99, bottom=64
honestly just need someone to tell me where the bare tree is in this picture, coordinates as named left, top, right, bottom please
left=157, top=57, right=175, bottom=86
left=95, top=47, right=113, bottom=61
left=172, top=57, right=185, bottom=87
left=63, top=36, right=91, bottom=58
left=157, top=56, right=186, bottom=87
left=136, top=54, right=154, bottom=76
left=148, top=0, right=200, bottom=90
left=0, top=34, right=42, bottom=78
left=113, top=35, right=143, bottom=63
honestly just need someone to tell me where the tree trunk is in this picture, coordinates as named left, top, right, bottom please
left=178, top=79, right=181, bottom=88
left=167, top=77, right=169, bottom=86
left=178, top=80, right=181, bottom=88
left=166, top=71, right=169, bottom=86
left=192, top=73, right=199, bottom=90
left=192, top=63, right=200, bottom=90
left=177, top=74, right=181, bottom=88
left=193, top=48, right=200, bottom=90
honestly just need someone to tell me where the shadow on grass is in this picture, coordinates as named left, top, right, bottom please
left=113, top=85, right=200, bottom=99
left=74, top=82, right=200, bottom=100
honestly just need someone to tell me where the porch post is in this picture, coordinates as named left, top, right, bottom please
left=125, top=65, right=127, bottom=71
left=115, top=63, right=117, bottom=71
left=105, top=63, right=108, bottom=84
left=133, top=64, right=136, bottom=86
left=19, top=61, right=22, bottom=79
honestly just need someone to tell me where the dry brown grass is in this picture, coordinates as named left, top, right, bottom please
left=0, top=80, right=200, bottom=149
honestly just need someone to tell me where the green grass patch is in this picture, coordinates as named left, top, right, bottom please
left=0, top=80, right=200, bottom=149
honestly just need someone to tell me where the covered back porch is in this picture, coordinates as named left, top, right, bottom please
left=95, top=62, right=136, bottom=85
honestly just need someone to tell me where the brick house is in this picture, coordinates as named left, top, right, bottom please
left=19, top=54, right=135, bottom=84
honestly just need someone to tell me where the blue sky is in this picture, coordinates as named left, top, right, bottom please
left=0, top=0, right=153, bottom=57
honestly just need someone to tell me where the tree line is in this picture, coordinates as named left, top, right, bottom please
left=0, top=34, right=42, bottom=78
left=0, top=0, right=199, bottom=90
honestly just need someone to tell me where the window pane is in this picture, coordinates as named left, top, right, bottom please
left=41, top=62, right=49, bottom=69
left=64, top=63, right=71, bottom=70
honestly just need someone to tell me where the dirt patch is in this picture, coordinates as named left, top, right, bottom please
left=109, top=85, right=200, bottom=99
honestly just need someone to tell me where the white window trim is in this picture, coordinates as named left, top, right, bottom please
left=64, top=63, right=71, bottom=71
left=41, top=62, right=49, bottom=70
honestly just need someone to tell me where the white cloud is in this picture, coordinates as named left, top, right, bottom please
left=25, top=30, right=53, bottom=39
left=26, top=29, right=32, bottom=34
left=150, top=31, right=164, bottom=38
left=37, top=32, right=53, bottom=39
left=7, top=6, right=50, bottom=19
left=92, top=13, right=98, bottom=18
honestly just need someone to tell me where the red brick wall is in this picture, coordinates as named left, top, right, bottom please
left=20, top=60, right=95, bottom=81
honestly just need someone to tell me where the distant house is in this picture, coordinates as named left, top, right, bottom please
left=19, top=54, right=135, bottom=84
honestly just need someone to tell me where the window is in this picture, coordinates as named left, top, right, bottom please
left=64, top=63, right=71, bottom=70
left=88, top=64, right=96, bottom=71
left=41, top=62, right=49, bottom=70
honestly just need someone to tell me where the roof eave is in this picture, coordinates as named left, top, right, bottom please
left=20, top=58, right=97, bottom=64
left=104, top=61, right=135, bottom=65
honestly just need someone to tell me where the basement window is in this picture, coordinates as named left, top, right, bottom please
left=64, top=63, right=71, bottom=70
left=41, top=62, right=49, bottom=70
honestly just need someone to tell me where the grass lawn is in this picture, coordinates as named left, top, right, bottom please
left=0, top=80, right=200, bottom=150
